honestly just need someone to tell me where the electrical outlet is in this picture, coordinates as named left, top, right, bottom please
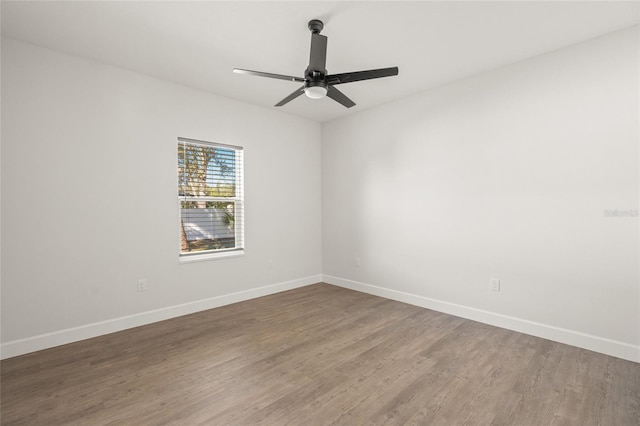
left=137, top=279, right=148, bottom=292
left=490, top=278, right=500, bottom=292
left=355, top=257, right=361, bottom=267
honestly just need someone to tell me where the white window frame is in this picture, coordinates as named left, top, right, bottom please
left=178, top=137, right=244, bottom=263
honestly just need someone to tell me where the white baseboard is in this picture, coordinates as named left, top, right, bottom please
left=4, top=274, right=637, bottom=363
left=0, top=275, right=322, bottom=360
left=323, top=274, right=640, bottom=363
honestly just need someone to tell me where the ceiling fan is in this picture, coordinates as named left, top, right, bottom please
left=233, top=19, right=399, bottom=108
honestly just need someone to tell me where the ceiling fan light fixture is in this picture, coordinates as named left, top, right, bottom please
left=304, top=85, right=327, bottom=99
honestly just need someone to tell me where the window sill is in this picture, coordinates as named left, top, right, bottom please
left=179, top=250, right=245, bottom=264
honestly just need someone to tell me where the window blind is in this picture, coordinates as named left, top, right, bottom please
left=178, top=137, right=244, bottom=257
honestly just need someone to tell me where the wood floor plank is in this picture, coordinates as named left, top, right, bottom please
left=1, top=283, right=639, bottom=425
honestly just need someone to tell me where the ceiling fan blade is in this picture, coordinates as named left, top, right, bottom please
left=326, top=86, right=356, bottom=108
left=233, top=68, right=305, bottom=83
left=308, top=33, right=328, bottom=73
left=326, top=67, right=399, bottom=85
left=275, top=86, right=306, bottom=107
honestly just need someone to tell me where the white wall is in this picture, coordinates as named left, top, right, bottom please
left=322, top=27, right=639, bottom=361
left=1, top=39, right=322, bottom=357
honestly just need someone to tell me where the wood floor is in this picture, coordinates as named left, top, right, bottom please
left=1, top=283, right=639, bottom=425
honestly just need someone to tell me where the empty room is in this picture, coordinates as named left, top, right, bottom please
left=1, top=1, right=639, bottom=425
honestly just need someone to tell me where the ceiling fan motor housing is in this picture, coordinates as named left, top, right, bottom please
left=305, top=79, right=327, bottom=91
left=305, top=69, right=326, bottom=81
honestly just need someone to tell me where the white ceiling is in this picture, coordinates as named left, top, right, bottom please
left=2, top=1, right=638, bottom=123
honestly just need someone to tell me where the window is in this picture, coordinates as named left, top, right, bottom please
left=178, top=137, right=244, bottom=261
